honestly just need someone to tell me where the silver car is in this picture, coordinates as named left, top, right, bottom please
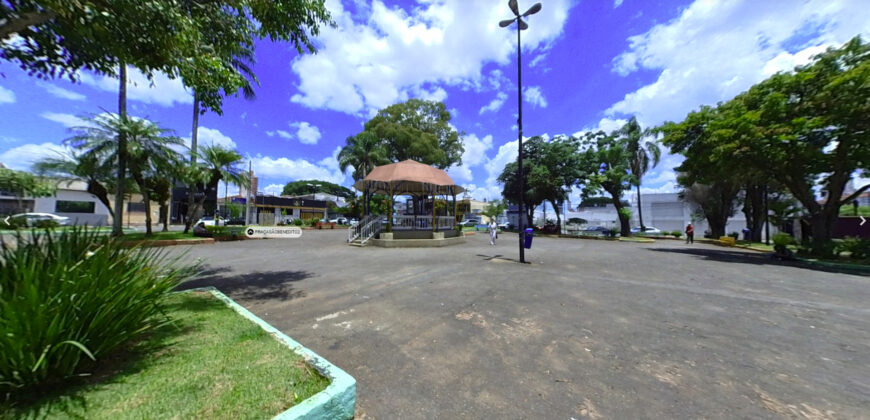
left=4, top=212, right=71, bottom=227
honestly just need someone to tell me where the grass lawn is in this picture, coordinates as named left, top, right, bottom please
left=121, top=231, right=198, bottom=241
left=6, top=292, right=329, bottom=419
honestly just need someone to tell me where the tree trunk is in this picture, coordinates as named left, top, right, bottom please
left=742, top=184, right=765, bottom=242
left=184, top=96, right=200, bottom=234
left=636, top=184, right=645, bottom=231
left=87, top=181, right=113, bottom=219
left=607, top=188, right=631, bottom=236
left=113, top=65, right=128, bottom=237
left=142, top=191, right=152, bottom=235
left=550, top=199, right=562, bottom=229
left=161, top=202, right=169, bottom=232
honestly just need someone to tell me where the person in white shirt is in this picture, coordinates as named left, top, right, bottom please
left=489, top=220, right=498, bottom=245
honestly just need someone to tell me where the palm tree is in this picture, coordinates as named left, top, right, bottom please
left=338, top=131, right=389, bottom=181
left=620, top=117, right=661, bottom=232
left=64, top=113, right=185, bottom=235
left=188, top=49, right=259, bottom=226
left=34, top=151, right=116, bottom=219
left=183, top=144, right=248, bottom=233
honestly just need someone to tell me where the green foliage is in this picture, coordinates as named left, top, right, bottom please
left=184, top=145, right=246, bottom=233
left=2, top=1, right=332, bottom=115
left=728, top=232, right=740, bottom=239
left=578, top=130, right=635, bottom=236
left=33, top=220, right=59, bottom=229
left=672, top=231, right=683, bottom=238
left=205, top=225, right=245, bottom=240
left=659, top=36, right=870, bottom=252
left=618, top=207, right=632, bottom=220
left=499, top=135, right=584, bottom=226
left=481, top=200, right=507, bottom=221
left=337, top=131, right=390, bottom=181
left=281, top=179, right=354, bottom=198
left=361, top=99, right=464, bottom=169
left=291, top=218, right=304, bottom=226
left=0, top=227, right=196, bottom=398
left=0, top=168, right=55, bottom=198
left=836, top=237, right=870, bottom=259
left=225, top=202, right=244, bottom=218
left=772, top=232, right=795, bottom=247
left=307, top=218, right=319, bottom=227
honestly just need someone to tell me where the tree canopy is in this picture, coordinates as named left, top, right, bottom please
left=658, top=36, right=870, bottom=252
left=281, top=180, right=355, bottom=199
left=0, top=167, right=55, bottom=198
left=361, top=99, right=464, bottom=169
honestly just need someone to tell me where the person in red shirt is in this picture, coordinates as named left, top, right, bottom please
left=685, top=223, right=694, bottom=244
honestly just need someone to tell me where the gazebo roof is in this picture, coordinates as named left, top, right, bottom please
left=353, top=160, right=465, bottom=195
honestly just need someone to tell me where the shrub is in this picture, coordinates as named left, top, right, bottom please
left=307, top=218, right=319, bottom=227
left=728, top=232, right=739, bottom=239
left=836, top=237, right=870, bottom=259
left=205, top=225, right=245, bottom=240
left=0, top=217, right=27, bottom=230
left=0, top=228, right=196, bottom=399
left=672, top=231, right=683, bottom=238
left=772, top=232, right=794, bottom=247
left=33, top=219, right=60, bottom=229
left=292, top=218, right=304, bottom=226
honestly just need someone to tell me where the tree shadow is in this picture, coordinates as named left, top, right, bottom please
left=175, top=266, right=312, bottom=301
left=646, top=247, right=866, bottom=275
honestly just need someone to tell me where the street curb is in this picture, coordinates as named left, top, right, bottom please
left=184, top=287, right=356, bottom=420
left=699, top=240, right=870, bottom=274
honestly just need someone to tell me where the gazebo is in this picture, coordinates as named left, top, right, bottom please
left=353, top=159, right=465, bottom=235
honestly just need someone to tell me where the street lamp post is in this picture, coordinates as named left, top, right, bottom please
left=500, top=0, right=541, bottom=264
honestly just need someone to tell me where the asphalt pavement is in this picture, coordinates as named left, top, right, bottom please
left=173, top=230, right=870, bottom=419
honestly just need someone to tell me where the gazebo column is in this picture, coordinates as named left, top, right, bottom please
left=431, top=186, right=436, bottom=232
left=388, top=183, right=394, bottom=232
left=452, top=189, right=457, bottom=227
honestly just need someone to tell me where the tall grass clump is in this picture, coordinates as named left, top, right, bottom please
left=0, top=227, right=197, bottom=400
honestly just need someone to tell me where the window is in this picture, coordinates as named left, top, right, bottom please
left=127, top=202, right=147, bottom=212
left=56, top=200, right=95, bottom=213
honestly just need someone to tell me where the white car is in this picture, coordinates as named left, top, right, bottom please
left=630, top=226, right=662, bottom=234
left=4, top=212, right=70, bottom=227
left=195, top=216, right=224, bottom=227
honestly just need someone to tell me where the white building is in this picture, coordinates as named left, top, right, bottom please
left=1, top=180, right=110, bottom=226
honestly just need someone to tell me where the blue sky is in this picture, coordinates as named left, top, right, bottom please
left=1, top=0, right=869, bottom=202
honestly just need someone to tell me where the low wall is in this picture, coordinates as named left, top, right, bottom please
left=372, top=231, right=465, bottom=247
left=385, top=230, right=461, bottom=239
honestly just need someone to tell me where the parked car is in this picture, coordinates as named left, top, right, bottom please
left=457, top=219, right=478, bottom=227
left=349, top=218, right=359, bottom=227
left=225, top=217, right=246, bottom=226
left=583, top=226, right=611, bottom=236
left=630, top=226, right=662, bottom=234
left=3, top=212, right=70, bottom=227
left=497, top=221, right=514, bottom=230
left=195, top=216, right=224, bottom=227
left=329, top=217, right=348, bottom=224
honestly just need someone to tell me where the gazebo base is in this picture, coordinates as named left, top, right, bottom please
left=370, top=231, right=465, bottom=247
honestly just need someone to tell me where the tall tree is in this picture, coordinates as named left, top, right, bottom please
left=579, top=131, right=635, bottom=237
left=619, top=117, right=661, bottom=232
left=282, top=180, right=354, bottom=198
left=363, top=99, right=465, bottom=169
left=183, top=145, right=247, bottom=233
left=498, top=136, right=583, bottom=228
left=125, top=120, right=185, bottom=236
left=34, top=151, right=120, bottom=219
left=337, top=131, right=390, bottom=181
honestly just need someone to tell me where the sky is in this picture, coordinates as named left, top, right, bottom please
left=2, top=0, right=869, bottom=203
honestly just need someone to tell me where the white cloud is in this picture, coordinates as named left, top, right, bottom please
left=0, top=85, right=15, bottom=104
left=614, top=0, right=624, bottom=8
left=479, top=92, right=507, bottom=114
left=276, top=130, right=293, bottom=139
left=762, top=45, right=831, bottom=76
left=41, top=112, right=83, bottom=128
left=0, top=142, right=70, bottom=171
left=266, top=131, right=276, bottom=137
left=523, top=86, right=547, bottom=108
left=262, top=184, right=284, bottom=196
left=290, top=0, right=572, bottom=115
left=640, top=181, right=678, bottom=194
left=290, top=121, right=322, bottom=145
left=80, top=67, right=192, bottom=107
left=529, top=54, right=547, bottom=68
left=250, top=147, right=347, bottom=186
left=37, top=82, right=86, bottom=101
left=608, top=0, right=870, bottom=127
left=188, top=127, right=237, bottom=150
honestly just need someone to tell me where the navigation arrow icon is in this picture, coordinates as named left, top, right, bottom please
left=862, top=216, right=867, bottom=226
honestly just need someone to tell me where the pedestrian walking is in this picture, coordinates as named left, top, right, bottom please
left=685, top=223, right=694, bottom=244
left=489, top=220, right=498, bottom=245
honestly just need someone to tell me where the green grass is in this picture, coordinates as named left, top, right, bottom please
left=5, top=292, right=329, bottom=419
left=619, top=236, right=655, bottom=243
left=121, top=231, right=197, bottom=241
left=839, top=205, right=870, bottom=217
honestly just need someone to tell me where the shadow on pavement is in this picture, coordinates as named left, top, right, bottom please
left=176, top=267, right=312, bottom=301
left=646, top=247, right=863, bottom=275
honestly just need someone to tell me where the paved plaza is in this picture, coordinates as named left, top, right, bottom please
left=174, top=231, right=870, bottom=419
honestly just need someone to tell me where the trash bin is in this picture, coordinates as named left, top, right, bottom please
left=524, top=228, right=534, bottom=249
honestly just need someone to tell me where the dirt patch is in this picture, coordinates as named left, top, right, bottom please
left=575, top=398, right=602, bottom=419
left=752, top=386, right=835, bottom=420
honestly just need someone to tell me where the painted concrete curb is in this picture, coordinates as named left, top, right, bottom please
left=183, top=287, right=356, bottom=420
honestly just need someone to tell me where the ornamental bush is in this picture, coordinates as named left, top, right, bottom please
left=0, top=228, right=196, bottom=399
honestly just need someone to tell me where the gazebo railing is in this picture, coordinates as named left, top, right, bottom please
left=348, top=214, right=382, bottom=243
left=391, top=215, right=456, bottom=231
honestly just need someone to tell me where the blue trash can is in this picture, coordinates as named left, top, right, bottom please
left=524, top=228, right=534, bottom=249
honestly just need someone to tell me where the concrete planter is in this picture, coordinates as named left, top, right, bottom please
left=187, top=287, right=356, bottom=420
